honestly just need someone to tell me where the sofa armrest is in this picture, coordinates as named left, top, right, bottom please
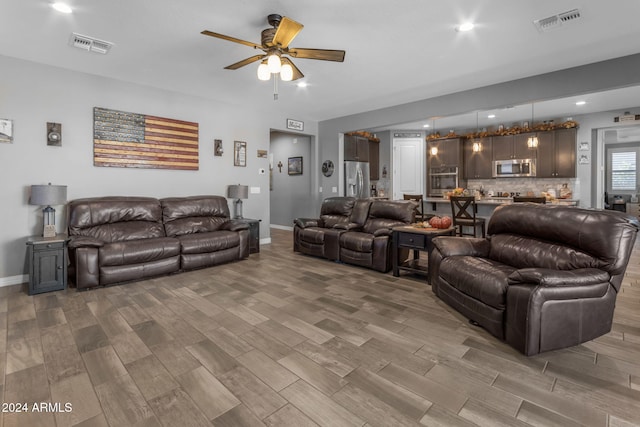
left=373, top=228, right=392, bottom=237
left=432, top=236, right=490, bottom=258
left=334, top=222, right=363, bottom=231
left=221, top=220, right=250, bottom=232
left=294, top=218, right=319, bottom=228
left=68, top=236, right=104, bottom=250
left=508, top=268, right=610, bottom=287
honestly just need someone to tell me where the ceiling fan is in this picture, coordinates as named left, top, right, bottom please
left=201, top=14, right=346, bottom=82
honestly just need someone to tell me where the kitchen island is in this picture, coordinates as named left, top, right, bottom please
left=423, top=197, right=579, bottom=220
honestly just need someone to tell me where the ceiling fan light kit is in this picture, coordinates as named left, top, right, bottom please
left=202, top=13, right=345, bottom=100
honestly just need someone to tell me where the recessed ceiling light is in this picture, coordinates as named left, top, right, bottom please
left=296, top=82, right=308, bottom=88
left=456, top=22, right=475, bottom=32
left=487, top=114, right=496, bottom=119
left=423, top=124, right=430, bottom=128
left=51, top=2, right=73, bottom=13
left=575, top=101, right=586, bottom=106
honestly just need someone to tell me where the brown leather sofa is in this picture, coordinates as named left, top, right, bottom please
left=429, top=203, right=639, bottom=355
left=294, top=197, right=414, bottom=272
left=67, top=196, right=249, bottom=290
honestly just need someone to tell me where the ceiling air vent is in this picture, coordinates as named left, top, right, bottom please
left=533, top=8, right=582, bottom=33
left=68, top=33, right=113, bottom=54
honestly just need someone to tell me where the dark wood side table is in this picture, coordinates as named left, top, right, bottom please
left=235, top=218, right=261, bottom=254
left=392, top=226, right=455, bottom=277
left=26, top=234, right=68, bottom=295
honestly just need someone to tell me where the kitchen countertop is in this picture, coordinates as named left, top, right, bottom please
left=424, top=197, right=579, bottom=205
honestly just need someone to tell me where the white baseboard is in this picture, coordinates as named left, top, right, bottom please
left=0, top=274, right=27, bottom=287
left=259, top=238, right=272, bottom=245
left=270, top=224, right=293, bottom=231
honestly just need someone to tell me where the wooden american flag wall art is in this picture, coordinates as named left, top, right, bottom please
left=93, top=107, right=199, bottom=170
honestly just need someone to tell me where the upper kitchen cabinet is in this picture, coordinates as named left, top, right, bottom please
left=428, top=137, right=463, bottom=168
left=464, top=137, right=493, bottom=179
left=369, top=139, right=380, bottom=180
left=344, top=134, right=370, bottom=162
left=537, top=128, right=577, bottom=178
left=492, top=134, right=534, bottom=160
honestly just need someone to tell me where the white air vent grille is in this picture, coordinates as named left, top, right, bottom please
left=534, top=8, right=582, bottom=32
left=68, top=33, right=113, bottom=54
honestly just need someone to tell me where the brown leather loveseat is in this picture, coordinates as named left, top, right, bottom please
left=429, top=203, right=638, bottom=355
left=294, top=197, right=414, bottom=272
left=67, top=195, right=249, bottom=290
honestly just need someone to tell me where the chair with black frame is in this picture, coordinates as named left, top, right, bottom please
left=512, top=196, right=546, bottom=204
left=403, top=194, right=426, bottom=222
left=450, top=196, right=486, bottom=237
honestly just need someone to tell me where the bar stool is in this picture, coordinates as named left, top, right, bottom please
left=403, top=194, right=426, bottom=221
left=450, top=196, right=486, bottom=237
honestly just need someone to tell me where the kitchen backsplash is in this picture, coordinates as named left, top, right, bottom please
left=467, top=178, right=580, bottom=199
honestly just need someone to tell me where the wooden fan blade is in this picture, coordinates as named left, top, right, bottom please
left=224, top=55, right=265, bottom=70
left=272, top=17, right=304, bottom=48
left=281, top=57, right=304, bottom=81
left=201, top=30, right=262, bottom=50
left=288, top=48, right=345, bottom=62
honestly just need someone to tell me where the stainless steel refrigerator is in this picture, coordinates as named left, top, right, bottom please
left=344, top=161, right=370, bottom=198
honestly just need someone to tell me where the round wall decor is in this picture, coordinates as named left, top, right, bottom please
left=321, top=160, right=334, bottom=177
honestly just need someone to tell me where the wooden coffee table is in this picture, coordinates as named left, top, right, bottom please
left=391, top=226, right=455, bottom=277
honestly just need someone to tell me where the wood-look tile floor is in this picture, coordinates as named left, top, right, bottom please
left=1, top=228, right=640, bottom=426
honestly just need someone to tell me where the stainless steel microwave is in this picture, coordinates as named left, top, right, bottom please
left=493, top=159, right=536, bottom=178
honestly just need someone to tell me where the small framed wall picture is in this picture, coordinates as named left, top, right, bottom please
left=0, top=118, right=14, bottom=143
left=579, top=141, right=590, bottom=151
left=579, top=153, right=590, bottom=165
left=234, top=141, right=246, bottom=166
left=286, top=119, right=304, bottom=132
left=214, top=139, right=223, bottom=156
left=288, top=156, right=303, bottom=175
left=47, top=122, right=62, bottom=146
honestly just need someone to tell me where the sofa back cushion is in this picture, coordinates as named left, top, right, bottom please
left=161, top=196, right=230, bottom=237
left=319, top=197, right=356, bottom=228
left=68, top=197, right=164, bottom=243
left=488, top=203, right=639, bottom=275
left=363, top=200, right=414, bottom=234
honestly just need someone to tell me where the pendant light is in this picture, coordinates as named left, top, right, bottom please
left=527, top=103, right=539, bottom=148
left=430, top=118, right=438, bottom=156
left=472, top=111, right=482, bottom=152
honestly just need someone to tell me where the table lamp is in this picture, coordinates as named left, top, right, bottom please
left=227, top=184, right=248, bottom=219
left=29, top=183, right=67, bottom=237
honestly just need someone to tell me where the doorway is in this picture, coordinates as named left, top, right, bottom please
left=269, top=131, right=314, bottom=229
left=392, top=134, right=425, bottom=200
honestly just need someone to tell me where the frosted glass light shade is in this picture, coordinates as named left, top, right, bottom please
left=257, top=63, right=270, bottom=81
left=267, top=54, right=281, bottom=73
left=527, top=136, right=539, bottom=148
left=280, top=64, right=293, bottom=81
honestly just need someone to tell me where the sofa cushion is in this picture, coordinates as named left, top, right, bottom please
left=489, top=234, right=602, bottom=270
left=99, top=237, right=180, bottom=267
left=440, top=256, right=517, bottom=309
left=297, top=227, right=326, bottom=244
left=340, top=231, right=373, bottom=252
left=162, top=196, right=231, bottom=237
left=178, top=230, right=240, bottom=254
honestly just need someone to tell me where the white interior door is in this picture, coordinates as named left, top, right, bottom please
left=392, top=137, right=424, bottom=200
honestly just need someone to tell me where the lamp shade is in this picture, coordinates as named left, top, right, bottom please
left=29, top=184, right=67, bottom=206
left=227, top=185, right=248, bottom=200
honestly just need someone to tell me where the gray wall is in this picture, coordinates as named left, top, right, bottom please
left=269, top=131, right=313, bottom=227
left=318, top=53, right=640, bottom=211
left=0, top=55, right=318, bottom=283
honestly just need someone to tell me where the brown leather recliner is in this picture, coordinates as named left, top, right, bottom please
left=429, top=203, right=639, bottom=355
left=293, top=197, right=357, bottom=260
left=339, top=200, right=415, bottom=272
left=68, top=196, right=249, bottom=290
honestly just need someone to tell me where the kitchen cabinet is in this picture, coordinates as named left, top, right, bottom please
left=428, top=137, right=463, bottom=168
left=537, top=128, right=576, bottom=178
left=344, top=134, right=370, bottom=162
left=369, top=140, right=380, bottom=180
left=492, top=134, right=534, bottom=160
left=464, top=137, right=493, bottom=179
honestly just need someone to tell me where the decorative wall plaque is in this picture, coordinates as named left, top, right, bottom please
left=93, top=107, right=199, bottom=170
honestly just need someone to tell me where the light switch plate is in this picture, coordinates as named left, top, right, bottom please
left=250, top=187, right=260, bottom=194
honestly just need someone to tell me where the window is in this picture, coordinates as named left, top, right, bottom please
left=611, top=151, right=637, bottom=190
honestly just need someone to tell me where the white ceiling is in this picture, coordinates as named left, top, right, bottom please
left=2, top=1, right=640, bottom=122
